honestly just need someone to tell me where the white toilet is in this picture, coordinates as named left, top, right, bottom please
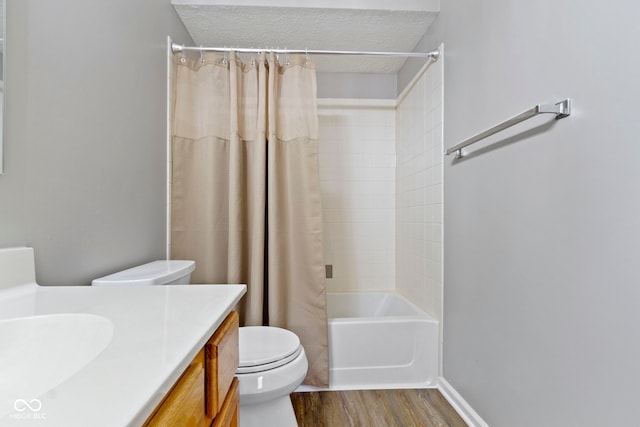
left=91, top=260, right=196, bottom=286
left=237, top=326, right=307, bottom=427
left=92, top=260, right=307, bottom=427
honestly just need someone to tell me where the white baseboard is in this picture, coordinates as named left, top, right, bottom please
left=437, top=377, right=490, bottom=427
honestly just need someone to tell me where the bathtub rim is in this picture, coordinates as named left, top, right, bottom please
left=326, top=290, right=438, bottom=323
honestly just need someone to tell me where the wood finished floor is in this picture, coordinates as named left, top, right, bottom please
left=291, top=389, right=468, bottom=427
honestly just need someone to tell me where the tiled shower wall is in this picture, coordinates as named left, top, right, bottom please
left=396, top=56, right=444, bottom=320
left=317, top=56, right=443, bottom=318
left=318, top=100, right=396, bottom=293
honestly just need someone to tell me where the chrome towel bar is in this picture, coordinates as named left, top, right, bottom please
left=445, top=98, right=572, bottom=159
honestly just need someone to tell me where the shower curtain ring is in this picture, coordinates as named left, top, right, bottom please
left=305, top=48, right=310, bottom=64
left=199, top=45, right=205, bottom=63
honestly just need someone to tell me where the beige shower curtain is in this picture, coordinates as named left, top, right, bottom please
left=171, top=51, right=328, bottom=386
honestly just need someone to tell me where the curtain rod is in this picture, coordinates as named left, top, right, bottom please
left=171, top=43, right=439, bottom=61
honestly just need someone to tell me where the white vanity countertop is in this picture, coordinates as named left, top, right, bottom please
left=0, top=283, right=246, bottom=427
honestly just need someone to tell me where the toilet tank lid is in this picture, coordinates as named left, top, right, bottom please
left=91, top=260, right=195, bottom=286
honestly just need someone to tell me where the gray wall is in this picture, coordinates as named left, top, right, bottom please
left=441, top=1, right=640, bottom=426
left=0, top=0, right=192, bottom=285
left=317, top=72, right=396, bottom=99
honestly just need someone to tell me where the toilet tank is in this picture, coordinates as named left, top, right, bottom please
left=91, top=260, right=195, bottom=286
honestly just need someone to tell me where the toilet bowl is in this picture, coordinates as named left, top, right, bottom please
left=92, top=260, right=307, bottom=427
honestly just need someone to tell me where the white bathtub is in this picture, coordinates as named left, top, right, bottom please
left=326, top=292, right=439, bottom=390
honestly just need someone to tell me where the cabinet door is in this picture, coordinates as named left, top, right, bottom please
left=205, top=311, right=239, bottom=417
left=212, top=377, right=239, bottom=427
left=144, top=349, right=207, bottom=427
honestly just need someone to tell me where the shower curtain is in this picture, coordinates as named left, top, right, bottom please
left=170, top=51, right=328, bottom=386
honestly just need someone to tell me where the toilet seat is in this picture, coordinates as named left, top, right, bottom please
left=238, top=326, right=302, bottom=374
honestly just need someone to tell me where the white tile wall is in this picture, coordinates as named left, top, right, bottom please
left=318, top=100, right=396, bottom=293
left=396, top=57, right=444, bottom=320
left=317, top=57, right=443, bottom=317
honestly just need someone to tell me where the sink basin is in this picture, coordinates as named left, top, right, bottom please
left=0, top=313, right=114, bottom=418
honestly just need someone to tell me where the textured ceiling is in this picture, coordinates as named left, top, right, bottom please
left=171, top=1, right=439, bottom=73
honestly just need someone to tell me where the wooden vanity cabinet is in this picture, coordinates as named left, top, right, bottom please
left=144, top=311, right=240, bottom=427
